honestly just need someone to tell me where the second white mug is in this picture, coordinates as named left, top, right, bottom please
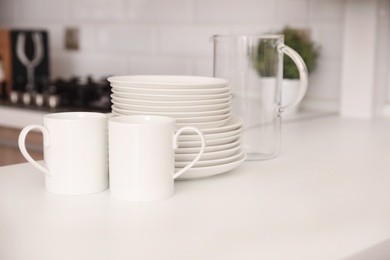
left=109, top=115, right=205, bottom=202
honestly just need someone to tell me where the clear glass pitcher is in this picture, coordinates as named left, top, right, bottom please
left=212, top=34, right=308, bottom=160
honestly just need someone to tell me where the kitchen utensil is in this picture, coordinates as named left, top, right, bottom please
left=212, top=34, right=308, bottom=160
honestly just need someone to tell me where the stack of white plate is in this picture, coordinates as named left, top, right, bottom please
left=107, top=75, right=246, bottom=180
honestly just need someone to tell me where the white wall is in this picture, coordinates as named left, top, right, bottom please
left=0, top=0, right=345, bottom=112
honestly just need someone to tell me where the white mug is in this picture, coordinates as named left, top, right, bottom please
left=18, top=112, right=109, bottom=195
left=109, top=115, right=206, bottom=202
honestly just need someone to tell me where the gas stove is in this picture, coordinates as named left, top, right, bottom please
left=1, top=76, right=112, bottom=113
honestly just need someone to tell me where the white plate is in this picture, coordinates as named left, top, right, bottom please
left=178, top=135, right=239, bottom=148
left=111, top=89, right=230, bottom=101
left=175, top=150, right=243, bottom=168
left=178, top=127, right=241, bottom=141
left=112, top=99, right=231, bottom=112
left=175, top=117, right=230, bottom=130
left=108, top=75, right=228, bottom=88
left=176, top=153, right=246, bottom=180
left=112, top=104, right=231, bottom=117
left=175, top=144, right=241, bottom=161
left=175, top=139, right=240, bottom=154
left=111, top=94, right=231, bottom=106
left=188, top=116, right=243, bottom=135
left=111, top=111, right=231, bottom=129
left=111, top=84, right=230, bottom=95
left=112, top=107, right=230, bottom=123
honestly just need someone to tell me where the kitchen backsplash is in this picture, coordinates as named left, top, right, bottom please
left=0, top=0, right=345, bottom=112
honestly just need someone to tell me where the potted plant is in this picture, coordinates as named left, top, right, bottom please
left=253, top=26, right=320, bottom=114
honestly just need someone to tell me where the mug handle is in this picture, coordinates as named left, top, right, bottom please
left=172, top=126, right=205, bottom=179
left=277, top=43, right=309, bottom=114
left=18, top=125, right=51, bottom=176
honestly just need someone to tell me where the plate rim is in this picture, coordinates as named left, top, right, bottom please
left=176, top=153, right=246, bottom=180
left=108, top=75, right=228, bottom=87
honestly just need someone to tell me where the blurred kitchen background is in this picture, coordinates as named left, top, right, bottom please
left=1, top=0, right=389, bottom=114
left=0, top=0, right=389, bottom=164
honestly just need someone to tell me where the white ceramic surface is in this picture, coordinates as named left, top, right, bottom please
left=111, top=105, right=230, bottom=117
left=175, top=144, right=241, bottom=161
left=178, top=127, right=241, bottom=141
left=112, top=99, right=231, bottom=112
left=111, top=94, right=231, bottom=106
left=18, top=112, right=108, bottom=195
left=181, top=116, right=243, bottom=135
left=110, top=112, right=231, bottom=129
left=107, top=75, right=228, bottom=88
left=111, top=84, right=230, bottom=95
left=178, top=135, right=239, bottom=148
left=111, top=89, right=230, bottom=101
left=175, top=138, right=240, bottom=154
left=175, top=150, right=244, bottom=168
left=176, top=153, right=246, bottom=180
left=112, top=107, right=230, bottom=123
left=175, top=117, right=230, bottom=130
left=108, top=115, right=205, bottom=202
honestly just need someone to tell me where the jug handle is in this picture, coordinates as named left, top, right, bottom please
left=277, top=43, right=308, bottom=114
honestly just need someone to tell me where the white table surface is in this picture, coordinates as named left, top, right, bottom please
left=1, top=115, right=390, bottom=260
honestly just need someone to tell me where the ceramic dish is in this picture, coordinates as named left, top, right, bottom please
left=111, top=84, right=230, bottom=95
left=108, top=75, right=228, bottom=88
left=175, top=117, right=230, bottom=129
left=180, top=116, right=243, bottom=135
left=110, top=111, right=230, bottom=129
left=175, top=144, right=241, bottom=161
left=112, top=100, right=231, bottom=112
left=175, top=150, right=243, bottom=168
left=112, top=107, right=230, bottom=122
left=178, top=135, right=238, bottom=148
left=176, top=153, right=246, bottom=180
left=111, top=89, right=230, bottom=101
left=111, top=104, right=231, bottom=117
left=111, top=94, right=231, bottom=106
left=175, top=139, right=240, bottom=154
left=178, top=127, right=241, bottom=141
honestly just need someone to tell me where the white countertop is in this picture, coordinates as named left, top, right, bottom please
left=1, top=116, right=390, bottom=260
left=0, top=105, right=47, bottom=129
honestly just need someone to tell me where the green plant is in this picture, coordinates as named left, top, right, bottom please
left=253, top=26, right=320, bottom=79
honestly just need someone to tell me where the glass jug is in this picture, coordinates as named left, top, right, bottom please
left=212, top=35, right=308, bottom=160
